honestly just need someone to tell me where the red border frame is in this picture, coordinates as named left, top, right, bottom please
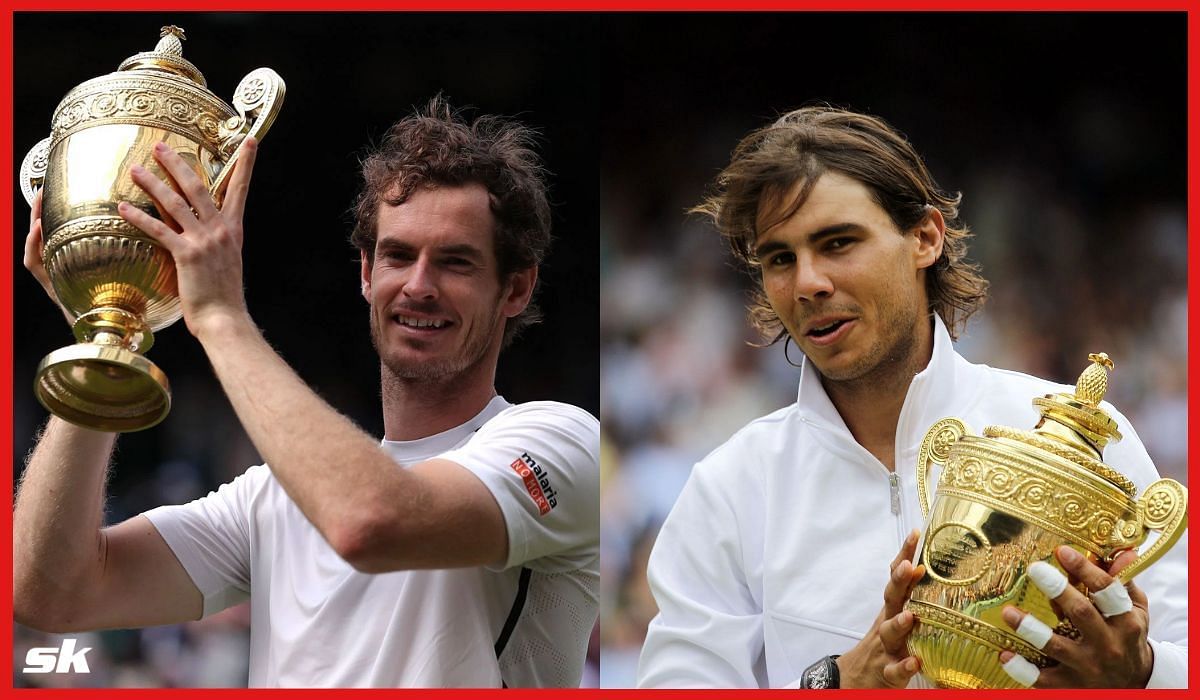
left=4, top=3, right=1196, bottom=697
left=1, top=2, right=1198, bottom=8
left=4, top=4, right=16, bottom=694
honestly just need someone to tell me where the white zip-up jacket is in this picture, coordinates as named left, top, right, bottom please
left=638, top=317, right=1187, bottom=688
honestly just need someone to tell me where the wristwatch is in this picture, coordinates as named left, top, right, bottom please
left=800, top=655, right=841, bottom=689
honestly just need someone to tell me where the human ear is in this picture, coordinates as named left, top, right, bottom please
left=913, top=206, right=946, bottom=270
left=502, top=266, right=537, bottom=318
left=360, top=250, right=373, bottom=302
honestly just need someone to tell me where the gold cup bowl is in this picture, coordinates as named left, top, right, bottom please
left=904, top=353, right=1187, bottom=688
left=20, top=25, right=284, bottom=431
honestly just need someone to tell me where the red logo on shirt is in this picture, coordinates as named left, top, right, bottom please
left=510, top=452, right=557, bottom=516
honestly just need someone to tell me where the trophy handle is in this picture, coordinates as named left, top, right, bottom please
left=20, top=137, right=52, bottom=206
left=916, top=418, right=969, bottom=518
left=210, top=68, right=286, bottom=204
left=1114, top=478, right=1188, bottom=583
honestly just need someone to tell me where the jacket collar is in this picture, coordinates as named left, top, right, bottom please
left=795, top=314, right=973, bottom=453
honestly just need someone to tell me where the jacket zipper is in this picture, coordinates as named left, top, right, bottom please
left=802, top=416, right=906, bottom=525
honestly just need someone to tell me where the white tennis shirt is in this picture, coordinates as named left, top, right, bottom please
left=144, top=396, right=600, bottom=687
left=638, top=317, right=1187, bottom=688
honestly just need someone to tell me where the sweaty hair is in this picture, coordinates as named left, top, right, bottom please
left=693, top=105, right=988, bottom=343
left=350, top=96, right=552, bottom=348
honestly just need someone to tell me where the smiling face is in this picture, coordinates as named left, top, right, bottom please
left=755, top=171, right=943, bottom=387
left=361, top=183, right=533, bottom=382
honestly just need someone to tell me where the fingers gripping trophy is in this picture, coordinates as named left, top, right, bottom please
left=19, top=25, right=284, bottom=431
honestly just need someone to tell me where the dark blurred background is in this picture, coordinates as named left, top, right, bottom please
left=13, top=12, right=599, bottom=687
left=598, top=13, right=1187, bottom=687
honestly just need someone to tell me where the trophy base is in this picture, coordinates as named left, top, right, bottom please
left=35, top=343, right=171, bottom=433
left=907, top=599, right=1048, bottom=689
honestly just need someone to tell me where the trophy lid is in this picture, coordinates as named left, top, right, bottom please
left=1032, top=352, right=1123, bottom=451
left=985, top=352, right=1137, bottom=497
left=117, top=25, right=207, bottom=87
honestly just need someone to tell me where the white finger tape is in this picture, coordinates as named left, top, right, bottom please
left=1027, top=561, right=1068, bottom=599
left=1090, top=579, right=1134, bottom=618
left=1001, top=654, right=1040, bottom=688
left=1014, top=614, right=1053, bottom=650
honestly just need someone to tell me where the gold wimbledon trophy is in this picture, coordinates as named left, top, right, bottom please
left=19, top=26, right=284, bottom=432
left=905, top=353, right=1187, bottom=688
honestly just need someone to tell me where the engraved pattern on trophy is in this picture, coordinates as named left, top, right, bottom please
left=22, top=25, right=284, bottom=432
left=917, top=417, right=968, bottom=516
left=904, top=354, right=1189, bottom=688
left=51, top=79, right=234, bottom=149
left=983, top=425, right=1136, bottom=497
left=1116, top=478, right=1188, bottom=582
left=906, top=599, right=1052, bottom=689
left=936, top=441, right=1132, bottom=554
left=908, top=600, right=1049, bottom=661
left=42, top=217, right=180, bottom=337
left=924, top=522, right=993, bottom=587
left=1143, top=482, right=1178, bottom=526
left=20, top=137, right=51, bottom=206
left=212, top=67, right=286, bottom=199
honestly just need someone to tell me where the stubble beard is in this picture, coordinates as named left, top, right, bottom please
left=806, top=297, right=927, bottom=397
left=369, top=303, right=503, bottom=386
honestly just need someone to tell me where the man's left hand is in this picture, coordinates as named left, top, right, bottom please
left=118, top=138, right=258, bottom=339
left=998, top=545, right=1153, bottom=688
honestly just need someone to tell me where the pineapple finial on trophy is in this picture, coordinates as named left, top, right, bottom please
left=156, top=26, right=186, bottom=54
left=118, top=24, right=205, bottom=86
left=1076, top=352, right=1114, bottom=406
left=1028, top=351, right=1123, bottom=460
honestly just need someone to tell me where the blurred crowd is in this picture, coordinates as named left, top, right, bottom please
left=597, top=14, right=1186, bottom=688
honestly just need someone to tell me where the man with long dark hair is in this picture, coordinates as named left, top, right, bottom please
left=637, top=106, right=1185, bottom=689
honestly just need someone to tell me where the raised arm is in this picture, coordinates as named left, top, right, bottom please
left=14, top=194, right=205, bottom=633
left=15, top=198, right=203, bottom=633
left=14, top=419, right=203, bottom=633
left=116, top=139, right=519, bottom=573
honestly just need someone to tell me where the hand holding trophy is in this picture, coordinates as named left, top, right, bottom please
left=20, top=25, right=284, bottom=432
left=118, top=137, right=259, bottom=341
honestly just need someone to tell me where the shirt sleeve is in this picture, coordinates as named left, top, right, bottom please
left=439, top=402, right=599, bottom=573
left=637, top=462, right=769, bottom=688
left=142, top=465, right=266, bottom=617
left=1146, top=639, right=1187, bottom=688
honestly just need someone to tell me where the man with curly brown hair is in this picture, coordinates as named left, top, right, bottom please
left=15, top=97, right=599, bottom=687
left=637, top=106, right=1186, bottom=689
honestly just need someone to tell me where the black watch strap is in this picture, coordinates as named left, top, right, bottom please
left=800, top=654, right=841, bottom=689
